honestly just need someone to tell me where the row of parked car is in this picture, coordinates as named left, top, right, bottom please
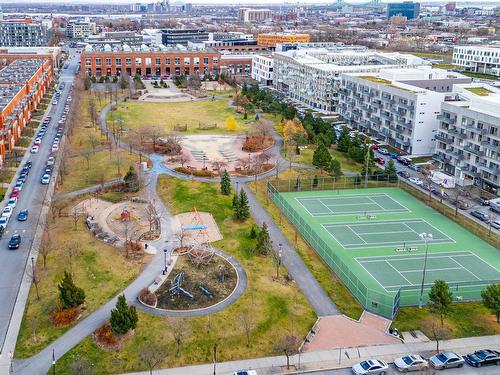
left=352, top=349, right=500, bottom=374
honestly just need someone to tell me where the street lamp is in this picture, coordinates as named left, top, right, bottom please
left=163, top=248, right=167, bottom=275
left=52, top=348, right=56, bottom=375
left=418, top=232, right=433, bottom=308
left=236, top=181, right=239, bottom=194
left=277, top=243, right=283, bottom=278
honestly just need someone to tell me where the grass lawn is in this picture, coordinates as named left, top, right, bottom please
left=15, top=208, right=144, bottom=358
left=432, top=63, right=457, bottom=70
left=407, top=51, right=453, bottom=62
left=461, top=71, right=500, bottom=81
left=58, top=148, right=142, bottom=193
left=248, top=168, right=364, bottom=320
left=281, top=145, right=363, bottom=173
left=55, top=176, right=316, bottom=373
left=393, top=302, right=500, bottom=339
left=109, top=99, right=252, bottom=135
left=465, top=87, right=493, bottom=96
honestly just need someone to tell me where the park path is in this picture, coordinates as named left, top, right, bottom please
left=53, top=177, right=123, bottom=201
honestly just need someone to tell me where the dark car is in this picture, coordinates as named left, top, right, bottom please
left=8, top=234, right=21, bottom=249
left=464, top=349, right=500, bottom=367
left=479, top=198, right=490, bottom=206
left=0, top=226, right=4, bottom=239
left=17, top=209, right=28, bottom=222
left=397, top=170, right=410, bottom=179
left=471, top=210, right=489, bottom=223
left=24, top=161, right=32, bottom=169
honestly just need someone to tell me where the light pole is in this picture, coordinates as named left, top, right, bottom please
left=52, top=348, right=56, bottom=374
left=418, top=232, right=433, bottom=308
left=236, top=181, right=239, bottom=194
left=277, top=243, right=283, bottom=278
left=163, top=248, right=167, bottom=275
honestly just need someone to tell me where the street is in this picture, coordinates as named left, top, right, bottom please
left=0, top=48, right=79, bottom=355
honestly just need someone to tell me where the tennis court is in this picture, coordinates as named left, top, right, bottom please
left=356, top=251, right=500, bottom=292
left=323, top=219, right=453, bottom=249
left=296, top=193, right=409, bottom=217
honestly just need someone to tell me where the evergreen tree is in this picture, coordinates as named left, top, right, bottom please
left=220, top=170, right=231, bottom=195
left=232, top=193, right=239, bottom=208
left=58, top=271, right=85, bottom=309
left=123, top=165, right=140, bottom=192
left=312, top=175, right=319, bottom=188
left=337, top=127, right=351, bottom=153
left=312, top=143, right=332, bottom=172
left=361, top=146, right=375, bottom=176
left=428, top=280, right=453, bottom=327
left=118, top=75, right=129, bottom=90
left=329, top=158, right=343, bottom=179
left=249, top=225, right=258, bottom=239
left=255, top=222, right=272, bottom=255
left=110, top=295, right=138, bottom=335
left=235, top=189, right=250, bottom=220
left=385, top=158, right=398, bottom=182
left=481, top=283, right=500, bottom=323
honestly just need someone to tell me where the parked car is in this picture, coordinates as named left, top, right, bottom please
left=408, top=163, right=420, bottom=171
left=17, top=209, right=28, bottom=222
left=352, top=359, right=389, bottom=375
left=30, top=145, right=39, bottom=154
left=7, top=197, right=17, bottom=208
left=397, top=171, right=410, bottom=179
left=229, top=371, right=257, bottom=375
left=0, top=225, right=4, bottom=239
left=51, top=144, right=59, bottom=152
left=479, top=198, right=490, bottom=206
left=375, top=157, right=385, bottom=165
left=8, top=234, right=21, bottom=250
left=41, top=174, right=50, bottom=185
left=25, top=161, right=32, bottom=169
left=464, top=349, right=500, bottom=367
left=429, top=352, right=465, bottom=370
left=455, top=200, right=470, bottom=210
left=2, top=206, right=13, bottom=218
left=372, top=143, right=380, bottom=150
left=470, top=210, right=490, bottom=223
left=0, top=215, right=8, bottom=229
left=409, top=177, right=423, bottom=186
left=378, top=148, right=389, bottom=155
left=47, top=156, right=55, bottom=166
left=394, top=354, right=428, bottom=372
left=491, top=220, right=500, bottom=231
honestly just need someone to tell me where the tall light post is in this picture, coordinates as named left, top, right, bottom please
left=277, top=243, right=283, bottom=278
left=163, top=248, right=167, bottom=275
left=418, top=232, right=433, bottom=308
left=52, top=348, right=56, bottom=375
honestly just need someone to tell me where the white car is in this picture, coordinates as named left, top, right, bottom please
left=51, top=144, right=59, bottom=152
left=47, top=156, right=55, bottom=166
left=229, top=371, right=257, bottom=375
left=2, top=206, right=13, bottom=218
left=52, top=100, right=58, bottom=105
left=6, top=198, right=17, bottom=208
left=41, top=174, right=50, bottom=185
left=409, top=177, right=423, bottom=186
left=394, top=354, right=428, bottom=372
left=0, top=215, right=8, bottom=228
left=352, top=359, right=389, bottom=375
left=30, top=145, right=39, bottom=154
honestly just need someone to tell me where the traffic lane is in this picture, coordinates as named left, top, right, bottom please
left=314, top=363, right=500, bottom=375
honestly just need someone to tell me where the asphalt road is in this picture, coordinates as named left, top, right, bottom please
left=0, top=48, right=79, bottom=354
left=315, top=363, right=500, bottom=375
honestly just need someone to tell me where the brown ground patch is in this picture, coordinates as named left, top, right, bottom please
left=175, top=211, right=222, bottom=244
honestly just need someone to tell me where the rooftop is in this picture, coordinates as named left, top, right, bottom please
left=0, top=59, right=45, bottom=84
left=82, top=43, right=218, bottom=54
left=465, top=87, right=493, bottom=96
left=0, top=84, right=25, bottom=113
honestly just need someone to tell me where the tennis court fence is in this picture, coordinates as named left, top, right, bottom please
left=267, top=176, right=500, bottom=319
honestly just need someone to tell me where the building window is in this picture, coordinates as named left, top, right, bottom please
left=203, top=57, right=209, bottom=64
left=85, top=58, right=91, bottom=66
left=105, top=58, right=111, bottom=66
left=145, top=58, right=151, bottom=66
left=166, top=58, right=171, bottom=64
left=174, top=57, right=180, bottom=65
left=135, top=57, right=142, bottom=65
left=95, top=58, right=101, bottom=66
left=155, top=58, right=161, bottom=65
left=213, top=57, right=218, bottom=65
left=193, top=57, right=199, bottom=65
left=115, top=58, right=122, bottom=65
left=184, top=57, right=190, bottom=65
left=126, top=58, right=132, bottom=65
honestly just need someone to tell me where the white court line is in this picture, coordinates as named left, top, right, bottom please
left=449, top=257, right=482, bottom=281
left=297, top=193, right=389, bottom=201
left=385, top=260, right=414, bottom=286
left=355, top=259, right=389, bottom=292
left=324, top=218, right=424, bottom=228
left=352, top=229, right=413, bottom=236
left=400, top=267, right=463, bottom=273
left=469, top=253, right=500, bottom=275
left=412, top=219, right=456, bottom=244
left=367, top=196, right=387, bottom=211
left=346, top=225, right=367, bottom=244
left=295, top=197, right=331, bottom=217
left=356, top=251, right=473, bottom=262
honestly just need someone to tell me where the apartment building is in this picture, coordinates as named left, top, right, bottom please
left=237, top=8, right=272, bottom=23
left=161, top=29, right=209, bottom=46
left=257, top=33, right=310, bottom=48
left=66, top=21, right=95, bottom=39
left=273, top=44, right=429, bottom=114
left=81, top=44, right=221, bottom=77
left=251, top=54, right=273, bottom=85
left=339, top=67, right=471, bottom=155
left=0, top=18, right=49, bottom=47
left=453, top=45, right=500, bottom=77
left=434, top=84, right=500, bottom=194
left=0, top=58, right=53, bottom=164
left=0, top=47, right=62, bottom=70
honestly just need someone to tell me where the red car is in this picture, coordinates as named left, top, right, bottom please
left=10, top=190, right=20, bottom=198
left=375, top=157, right=385, bottom=165
left=372, top=144, right=380, bottom=150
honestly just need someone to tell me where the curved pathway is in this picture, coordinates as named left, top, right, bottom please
left=136, top=247, right=247, bottom=317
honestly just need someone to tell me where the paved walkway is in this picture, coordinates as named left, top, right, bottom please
left=53, top=177, right=123, bottom=200
left=122, top=334, right=500, bottom=375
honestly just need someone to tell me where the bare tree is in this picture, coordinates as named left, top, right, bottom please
left=175, top=230, right=188, bottom=249
left=70, top=355, right=94, bottom=375
left=114, top=150, right=123, bottom=176
left=178, top=151, right=191, bottom=168
left=145, top=204, right=160, bottom=232
left=71, top=206, right=84, bottom=231
left=144, top=125, right=165, bottom=152
left=275, top=334, right=298, bottom=370
left=254, top=119, right=273, bottom=137
left=138, top=341, right=166, bottom=375
left=237, top=308, right=254, bottom=347
left=210, top=159, right=228, bottom=175
left=88, top=132, right=100, bottom=154
left=39, top=229, right=52, bottom=269
left=166, top=317, right=189, bottom=357
left=28, top=258, right=42, bottom=301
left=450, top=187, right=467, bottom=216
left=83, top=152, right=92, bottom=170
left=66, top=240, right=82, bottom=275
left=423, top=315, right=451, bottom=354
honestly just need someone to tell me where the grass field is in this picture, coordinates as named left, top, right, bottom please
left=281, top=145, right=364, bottom=172
left=109, top=99, right=252, bottom=135
left=55, top=176, right=316, bottom=373
left=14, top=211, right=144, bottom=358
left=274, top=187, right=500, bottom=318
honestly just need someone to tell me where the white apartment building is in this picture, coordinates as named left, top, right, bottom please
left=237, top=8, right=272, bottom=23
left=453, top=45, right=500, bottom=77
left=339, top=67, right=471, bottom=155
left=273, top=44, right=429, bottom=114
left=0, top=20, right=49, bottom=47
left=251, top=54, right=273, bottom=86
left=66, top=22, right=95, bottom=40
left=434, top=84, right=500, bottom=194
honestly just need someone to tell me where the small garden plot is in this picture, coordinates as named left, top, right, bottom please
left=155, top=253, right=237, bottom=310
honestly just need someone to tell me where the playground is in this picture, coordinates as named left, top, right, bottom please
left=272, top=187, right=500, bottom=318
left=174, top=209, right=222, bottom=245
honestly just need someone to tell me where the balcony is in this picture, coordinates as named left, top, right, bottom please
left=432, top=153, right=452, bottom=164
left=481, top=141, right=500, bottom=152
left=468, top=126, right=488, bottom=135
left=479, top=163, right=500, bottom=175
left=448, top=129, right=467, bottom=139
left=371, top=101, right=382, bottom=108
left=464, top=145, right=485, bottom=156
left=381, top=112, right=392, bottom=120
left=435, top=133, right=453, bottom=144
left=399, top=102, right=415, bottom=111
left=438, top=115, right=457, bottom=125
left=381, top=96, right=395, bottom=104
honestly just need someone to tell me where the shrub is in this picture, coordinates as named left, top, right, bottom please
left=242, top=135, right=273, bottom=152
left=58, top=271, right=85, bottom=309
left=52, top=307, right=78, bottom=327
left=174, top=167, right=215, bottom=177
left=138, top=288, right=157, bottom=307
left=94, top=323, right=119, bottom=348
left=110, top=295, right=138, bottom=335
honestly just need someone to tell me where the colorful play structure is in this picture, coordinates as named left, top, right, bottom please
left=181, top=207, right=210, bottom=244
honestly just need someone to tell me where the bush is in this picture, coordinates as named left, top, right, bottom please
left=58, top=271, right=85, bottom=309
left=174, top=167, right=215, bottom=177
left=138, top=288, right=157, bottom=307
left=94, top=323, right=119, bottom=348
left=110, top=295, right=138, bottom=335
left=242, top=135, right=273, bottom=152
left=52, top=307, right=78, bottom=327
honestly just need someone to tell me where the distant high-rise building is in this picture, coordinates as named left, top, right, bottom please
left=0, top=18, right=49, bottom=47
left=445, top=2, right=456, bottom=12
left=238, top=8, right=272, bottom=23
left=161, top=29, right=209, bottom=46
left=387, top=2, right=420, bottom=20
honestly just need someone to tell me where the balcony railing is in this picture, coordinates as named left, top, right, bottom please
left=464, top=145, right=485, bottom=156
left=435, top=133, right=453, bottom=144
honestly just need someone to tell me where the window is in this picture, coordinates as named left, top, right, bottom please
left=95, top=58, right=101, bottom=66
left=155, top=58, right=161, bottom=65
left=105, top=58, right=111, bottom=66
left=203, top=57, right=209, bottom=64
left=126, top=58, right=131, bottom=65
left=174, top=57, right=180, bottom=65
left=166, top=58, right=171, bottom=64
left=184, top=57, right=190, bottom=65
left=135, top=57, right=142, bottom=65
left=85, top=58, right=91, bottom=66
left=213, top=57, right=218, bottom=64
left=145, top=58, right=151, bottom=66
left=115, top=58, right=122, bottom=65
left=193, top=57, right=199, bottom=65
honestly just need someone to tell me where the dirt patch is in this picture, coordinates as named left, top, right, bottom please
left=155, top=254, right=237, bottom=310
left=175, top=211, right=222, bottom=244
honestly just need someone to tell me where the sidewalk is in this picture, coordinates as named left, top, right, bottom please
left=123, top=334, right=500, bottom=375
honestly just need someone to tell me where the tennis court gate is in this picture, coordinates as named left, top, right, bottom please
left=267, top=179, right=500, bottom=319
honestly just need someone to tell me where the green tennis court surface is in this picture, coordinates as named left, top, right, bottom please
left=271, top=187, right=500, bottom=318
left=323, top=219, right=453, bottom=249
left=297, top=193, right=409, bottom=216
left=357, top=251, right=500, bottom=292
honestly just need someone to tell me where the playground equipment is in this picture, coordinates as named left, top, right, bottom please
left=199, top=285, right=213, bottom=298
left=180, top=207, right=210, bottom=244
left=169, top=272, right=194, bottom=299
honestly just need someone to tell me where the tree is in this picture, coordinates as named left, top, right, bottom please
left=39, top=229, right=52, bottom=269
left=428, top=280, right=453, bottom=327
left=235, top=189, right=250, bottom=220
left=385, top=158, right=398, bottom=182
left=225, top=116, right=237, bottom=131
left=255, top=222, right=272, bottom=255
left=312, top=143, right=332, bottom=172
left=237, top=308, right=254, bottom=347
left=124, top=165, right=140, bottom=192
left=481, top=283, right=500, bottom=323
left=423, top=315, right=451, bottom=353
left=337, top=126, right=351, bottom=152
left=83, top=76, right=92, bottom=91
left=110, top=295, right=138, bottom=335
left=166, top=317, right=189, bottom=356
left=329, top=158, right=343, bottom=178
left=275, top=334, right=298, bottom=370
left=220, top=170, right=231, bottom=195
left=119, top=75, right=129, bottom=90
left=139, top=341, right=165, bottom=375
left=58, top=271, right=85, bottom=309
left=232, top=193, right=239, bottom=208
